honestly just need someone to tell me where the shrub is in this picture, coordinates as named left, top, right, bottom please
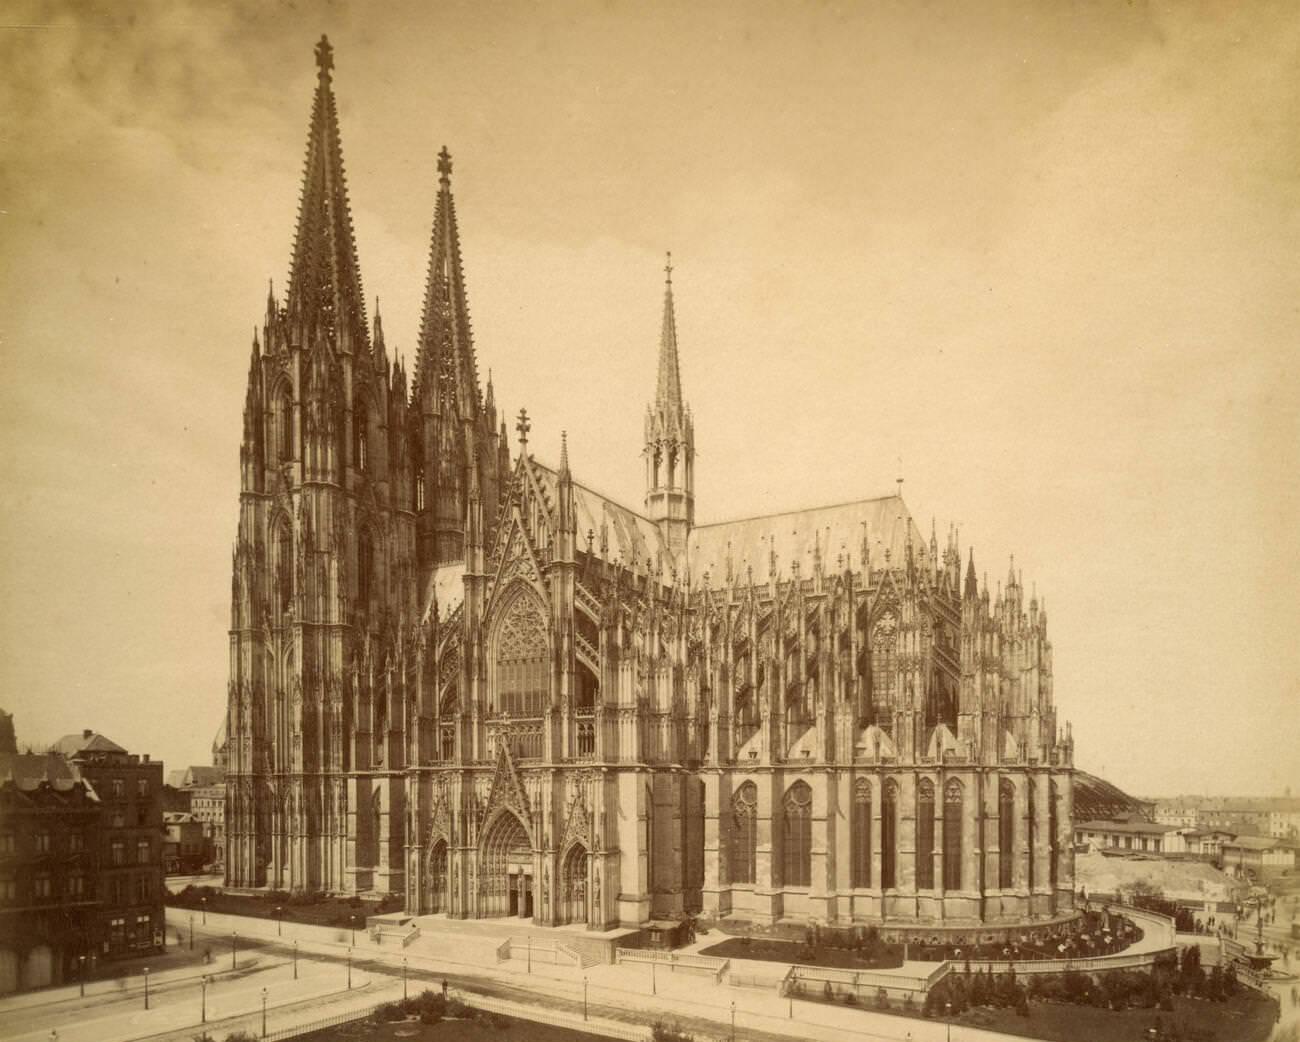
left=903, top=992, right=915, bottom=1012
left=482, top=1011, right=512, bottom=1029
left=224, top=1034, right=259, bottom=1042
left=844, top=992, right=857, bottom=1006
left=374, top=1000, right=406, bottom=1022
left=876, top=987, right=889, bottom=1010
left=651, top=1021, right=694, bottom=1042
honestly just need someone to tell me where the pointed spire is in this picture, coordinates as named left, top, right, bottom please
left=559, top=430, right=570, bottom=477
left=413, top=144, right=480, bottom=410
left=285, top=35, right=368, bottom=350
left=655, top=251, right=685, bottom=422
left=964, top=548, right=978, bottom=599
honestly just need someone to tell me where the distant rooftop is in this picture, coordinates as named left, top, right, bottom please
left=50, top=730, right=127, bottom=757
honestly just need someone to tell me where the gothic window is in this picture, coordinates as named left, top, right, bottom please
left=781, top=781, right=813, bottom=888
left=494, top=592, right=549, bottom=717
left=277, top=389, right=293, bottom=461
left=357, top=530, right=375, bottom=610
left=881, top=779, right=898, bottom=889
left=851, top=778, right=871, bottom=888
left=415, top=469, right=426, bottom=511
left=1049, top=780, right=1060, bottom=888
left=729, top=782, right=757, bottom=885
left=374, top=695, right=386, bottom=766
left=916, top=779, right=936, bottom=889
left=943, top=779, right=963, bottom=891
left=999, top=779, right=1015, bottom=889
left=870, top=612, right=898, bottom=718
left=275, top=521, right=292, bottom=617
left=353, top=398, right=368, bottom=471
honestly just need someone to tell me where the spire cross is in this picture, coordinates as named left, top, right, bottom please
left=515, top=408, right=531, bottom=446
left=315, top=35, right=334, bottom=78
left=438, top=147, right=452, bottom=185
left=664, top=251, right=673, bottom=285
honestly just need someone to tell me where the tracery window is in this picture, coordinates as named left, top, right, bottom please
left=851, top=778, right=872, bottom=888
left=729, top=782, right=757, bottom=885
left=870, top=612, right=898, bottom=718
left=782, top=781, right=813, bottom=888
left=1049, top=780, right=1060, bottom=889
left=357, top=530, right=375, bottom=610
left=415, top=470, right=426, bottom=511
left=277, top=390, right=293, bottom=461
left=353, top=398, right=368, bottom=471
left=494, top=592, right=549, bottom=717
left=275, top=522, right=292, bottom=617
left=881, top=779, right=898, bottom=889
left=917, top=779, right=936, bottom=889
left=943, top=779, right=963, bottom=891
left=999, top=779, right=1015, bottom=889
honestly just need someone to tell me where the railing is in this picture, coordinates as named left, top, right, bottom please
left=615, top=947, right=730, bottom=983
left=498, top=937, right=581, bottom=967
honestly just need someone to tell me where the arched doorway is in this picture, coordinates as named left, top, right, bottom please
left=428, top=840, right=448, bottom=913
left=560, top=843, right=588, bottom=926
left=480, top=812, right=532, bottom=918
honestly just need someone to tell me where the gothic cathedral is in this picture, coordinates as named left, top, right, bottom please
left=226, top=38, right=1077, bottom=936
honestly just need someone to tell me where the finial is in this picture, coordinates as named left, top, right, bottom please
left=438, top=146, right=453, bottom=186
left=664, top=251, right=673, bottom=285
left=315, top=35, right=334, bottom=79
left=559, top=430, right=569, bottom=473
left=515, top=407, right=531, bottom=448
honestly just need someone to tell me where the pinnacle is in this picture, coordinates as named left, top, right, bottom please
left=653, top=252, right=686, bottom=423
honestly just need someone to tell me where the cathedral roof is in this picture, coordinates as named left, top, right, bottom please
left=688, top=494, right=923, bottom=587
left=528, top=460, right=668, bottom=568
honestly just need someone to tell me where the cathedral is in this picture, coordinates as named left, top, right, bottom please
left=225, top=38, right=1077, bottom=937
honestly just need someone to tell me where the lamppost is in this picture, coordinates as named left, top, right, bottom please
left=347, top=946, right=352, bottom=990
left=232, top=931, right=238, bottom=970
left=78, top=954, right=85, bottom=998
left=730, top=1000, right=736, bottom=1042
left=275, top=906, right=283, bottom=937
left=651, top=957, right=656, bottom=995
left=293, top=940, right=299, bottom=980
left=261, top=987, right=268, bottom=1038
left=403, top=957, right=408, bottom=1001
left=201, top=975, right=209, bottom=1023
left=349, top=915, right=357, bottom=946
left=189, top=914, right=194, bottom=951
left=583, top=976, right=588, bottom=1021
left=143, top=967, right=150, bottom=1010
left=201, top=896, right=207, bottom=924
left=946, top=1001, right=953, bottom=1042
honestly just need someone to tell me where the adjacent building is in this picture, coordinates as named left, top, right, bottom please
left=162, top=813, right=207, bottom=874
left=51, top=731, right=164, bottom=959
left=225, top=37, right=1077, bottom=938
left=0, top=751, right=100, bottom=994
left=1073, top=816, right=1179, bottom=854
left=166, top=763, right=226, bottom=869
left=1222, top=835, right=1298, bottom=881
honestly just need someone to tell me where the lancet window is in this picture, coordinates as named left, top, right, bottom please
left=999, top=779, right=1015, bottom=889
left=353, top=397, right=368, bottom=471
left=851, top=778, right=872, bottom=888
left=729, top=782, right=757, bottom=885
left=782, top=781, right=813, bottom=888
left=916, top=779, right=936, bottom=889
left=943, top=779, right=962, bottom=891
left=870, top=611, right=898, bottom=720
left=881, top=779, right=898, bottom=889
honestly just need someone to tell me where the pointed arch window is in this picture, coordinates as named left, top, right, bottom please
left=415, top=469, right=426, bottom=511
left=881, top=779, right=898, bottom=889
left=353, top=398, right=369, bottom=471
left=1049, top=780, right=1060, bottom=889
left=494, top=591, right=549, bottom=718
left=729, top=782, right=757, bottom=885
left=277, top=389, right=294, bottom=461
left=274, top=521, right=292, bottom=618
left=999, top=779, right=1016, bottom=889
left=357, top=529, right=375, bottom=611
left=870, top=612, right=898, bottom=720
left=851, top=778, right=872, bottom=888
left=943, top=779, right=963, bottom=891
left=916, top=779, right=936, bottom=889
left=781, top=781, right=813, bottom=888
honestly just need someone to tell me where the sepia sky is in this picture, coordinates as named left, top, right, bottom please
left=1, top=0, right=1297, bottom=798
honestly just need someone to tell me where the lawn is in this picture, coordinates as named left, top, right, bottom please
left=167, top=885, right=402, bottom=931
left=699, top=935, right=904, bottom=970
left=897, top=993, right=1277, bottom=1042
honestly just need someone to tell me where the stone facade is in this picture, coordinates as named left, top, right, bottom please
left=226, top=38, right=1076, bottom=935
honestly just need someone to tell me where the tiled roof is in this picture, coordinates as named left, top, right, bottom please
left=1075, top=818, right=1177, bottom=835
left=0, top=752, right=95, bottom=796
left=50, top=731, right=126, bottom=756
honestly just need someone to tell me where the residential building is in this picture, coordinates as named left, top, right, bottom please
left=51, top=731, right=164, bottom=959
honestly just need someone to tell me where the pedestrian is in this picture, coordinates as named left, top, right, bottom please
left=442, top=978, right=449, bottom=999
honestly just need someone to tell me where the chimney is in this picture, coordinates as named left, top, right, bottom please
left=83, top=729, right=92, bottom=739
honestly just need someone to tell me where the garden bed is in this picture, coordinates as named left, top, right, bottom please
left=698, top=935, right=903, bottom=970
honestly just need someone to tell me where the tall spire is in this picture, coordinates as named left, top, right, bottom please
left=655, top=252, right=685, bottom=422
left=413, top=145, right=480, bottom=411
left=285, top=35, right=368, bottom=351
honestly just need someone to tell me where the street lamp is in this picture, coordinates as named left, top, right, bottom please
left=78, top=954, right=85, bottom=998
left=201, top=975, right=209, bottom=1023
left=347, top=946, right=352, bottom=990
left=350, top=915, right=357, bottom=946
left=730, top=1000, right=736, bottom=1042
left=261, top=987, right=268, bottom=1038
left=293, top=940, right=299, bottom=980
left=275, top=906, right=283, bottom=937
left=232, top=931, right=238, bottom=970
left=651, top=957, right=656, bottom=995
left=189, top=914, right=194, bottom=951
left=403, top=957, right=408, bottom=1001
left=143, top=967, right=150, bottom=1010
left=583, top=976, right=588, bottom=1021
left=201, top=896, right=208, bottom=924
left=946, top=1001, right=953, bottom=1042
